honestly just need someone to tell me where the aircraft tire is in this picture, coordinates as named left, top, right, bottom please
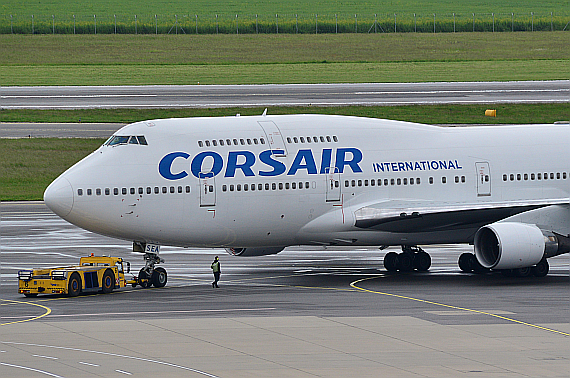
left=532, top=259, right=549, bottom=277
left=138, top=268, right=151, bottom=288
left=102, top=269, right=115, bottom=294
left=383, top=252, right=399, bottom=272
left=414, top=251, right=431, bottom=271
left=458, top=253, right=473, bottom=272
left=398, top=253, right=414, bottom=272
left=152, top=267, right=168, bottom=288
left=68, top=272, right=81, bottom=297
left=513, top=267, right=532, bottom=277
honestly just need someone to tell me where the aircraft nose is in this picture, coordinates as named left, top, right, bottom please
left=44, top=176, right=74, bottom=218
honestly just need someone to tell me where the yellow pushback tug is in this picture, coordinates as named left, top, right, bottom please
left=18, top=254, right=166, bottom=297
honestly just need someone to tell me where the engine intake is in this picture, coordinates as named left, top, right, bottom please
left=225, top=247, right=284, bottom=257
left=474, top=222, right=567, bottom=269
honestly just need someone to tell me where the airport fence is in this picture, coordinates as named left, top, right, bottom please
left=1, top=12, right=569, bottom=35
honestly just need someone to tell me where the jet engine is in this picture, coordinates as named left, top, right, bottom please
left=474, top=222, right=570, bottom=269
left=225, top=247, right=285, bottom=257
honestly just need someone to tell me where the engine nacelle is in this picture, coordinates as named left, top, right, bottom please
left=225, top=247, right=285, bottom=257
left=474, top=222, right=553, bottom=269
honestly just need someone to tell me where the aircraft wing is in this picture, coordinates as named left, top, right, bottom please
left=354, top=198, right=570, bottom=233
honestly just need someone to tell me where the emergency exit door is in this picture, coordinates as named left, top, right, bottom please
left=475, top=162, right=491, bottom=197
left=325, top=167, right=341, bottom=202
left=200, top=177, right=216, bottom=206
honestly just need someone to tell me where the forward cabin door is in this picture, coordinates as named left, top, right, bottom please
left=258, top=121, right=287, bottom=157
left=200, top=177, right=216, bottom=206
left=475, top=162, right=491, bottom=197
left=325, top=167, right=341, bottom=202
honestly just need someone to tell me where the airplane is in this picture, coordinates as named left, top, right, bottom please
left=44, top=113, right=570, bottom=286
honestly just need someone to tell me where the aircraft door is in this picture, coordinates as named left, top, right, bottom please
left=475, top=162, right=491, bottom=197
left=325, top=167, right=341, bottom=202
left=199, top=176, right=216, bottom=206
left=258, top=121, right=287, bottom=157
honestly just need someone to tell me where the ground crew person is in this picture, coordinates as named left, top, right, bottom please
left=211, top=256, right=221, bottom=288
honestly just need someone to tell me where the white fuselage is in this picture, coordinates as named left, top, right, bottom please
left=44, top=115, right=570, bottom=250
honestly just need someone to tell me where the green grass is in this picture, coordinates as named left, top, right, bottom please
left=0, top=138, right=105, bottom=201
left=1, top=33, right=569, bottom=85
left=1, top=0, right=568, bottom=18
left=2, top=104, right=569, bottom=125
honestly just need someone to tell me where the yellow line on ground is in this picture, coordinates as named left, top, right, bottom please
left=350, top=276, right=570, bottom=337
left=0, top=299, right=52, bottom=326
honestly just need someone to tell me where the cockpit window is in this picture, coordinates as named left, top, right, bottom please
left=137, top=136, right=148, bottom=145
left=107, top=136, right=130, bottom=146
left=107, top=135, right=148, bottom=146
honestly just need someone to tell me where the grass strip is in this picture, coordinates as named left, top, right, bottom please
left=0, top=138, right=105, bottom=201
left=2, top=104, right=569, bottom=125
left=2, top=60, right=570, bottom=86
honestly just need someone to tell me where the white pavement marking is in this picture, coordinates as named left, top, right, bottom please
left=0, top=362, right=65, bottom=378
left=115, top=370, right=133, bottom=375
left=2, top=341, right=221, bottom=378
left=33, top=354, right=59, bottom=360
left=78, top=361, right=99, bottom=367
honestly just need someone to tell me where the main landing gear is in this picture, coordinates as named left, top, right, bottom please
left=383, top=246, right=431, bottom=272
left=458, top=253, right=549, bottom=278
left=133, top=252, right=168, bottom=288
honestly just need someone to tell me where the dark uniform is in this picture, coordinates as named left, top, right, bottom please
left=211, top=256, right=221, bottom=288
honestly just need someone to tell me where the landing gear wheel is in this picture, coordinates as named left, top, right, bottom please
left=532, top=259, right=549, bottom=277
left=458, top=253, right=473, bottom=272
left=513, top=267, right=532, bottom=277
left=397, top=253, right=414, bottom=272
left=68, top=272, right=81, bottom=297
left=152, top=267, right=167, bottom=288
left=414, top=251, right=431, bottom=271
left=101, top=269, right=115, bottom=294
left=138, top=268, right=151, bottom=288
left=383, top=252, right=399, bottom=272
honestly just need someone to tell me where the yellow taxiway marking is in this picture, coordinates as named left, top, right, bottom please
left=350, top=276, right=570, bottom=337
left=0, top=299, right=52, bottom=326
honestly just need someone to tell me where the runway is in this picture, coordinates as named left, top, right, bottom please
left=2, top=81, right=570, bottom=109
left=1, top=202, right=569, bottom=377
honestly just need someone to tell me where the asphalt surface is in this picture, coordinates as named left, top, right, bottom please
left=2, top=81, right=569, bottom=109
left=1, top=202, right=569, bottom=377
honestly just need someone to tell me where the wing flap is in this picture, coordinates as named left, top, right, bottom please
left=354, top=199, right=569, bottom=233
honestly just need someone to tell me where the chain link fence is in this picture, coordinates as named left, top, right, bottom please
left=1, top=12, right=569, bottom=34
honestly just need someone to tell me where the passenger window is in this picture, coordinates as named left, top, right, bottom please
left=351, top=180, right=356, bottom=187
left=96, top=188, right=101, bottom=195
left=209, top=186, right=213, bottom=192
left=122, top=188, right=127, bottom=195
left=557, top=172, right=560, bottom=179
left=237, top=184, right=241, bottom=191
left=305, top=182, right=310, bottom=189
left=517, top=174, right=521, bottom=181
left=550, top=173, right=554, bottom=179
left=138, top=187, right=143, bottom=194
left=417, top=178, right=421, bottom=185
left=250, top=184, right=255, bottom=191
left=186, top=186, right=191, bottom=193
left=233, top=139, right=238, bottom=145
left=114, top=188, right=119, bottom=195
left=178, top=186, right=183, bottom=193
left=390, top=179, right=395, bottom=186
left=287, top=137, right=292, bottom=143
left=272, top=183, right=276, bottom=190
left=320, top=136, right=325, bottom=142
left=222, top=185, right=227, bottom=192
left=285, top=183, right=290, bottom=189
left=219, top=139, right=225, bottom=146
left=240, top=139, right=245, bottom=145
left=154, top=187, right=159, bottom=194
left=170, top=186, right=175, bottom=193
left=524, top=174, right=528, bottom=180
left=461, top=176, right=465, bottom=183
left=313, top=137, right=318, bottom=143
left=258, top=183, right=263, bottom=191
left=409, top=178, right=414, bottom=185
left=78, top=189, right=83, bottom=196
left=371, top=179, right=375, bottom=186
left=205, top=140, right=210, bottom=147
left=510, top=174, right=514, bottom=181
left=503, top=174, right=507, bottom=181
left=147, top=187, right=151, bottom=194
left=442, top=177, right=447, bottom=184
left=383, top=179, right=387, bottom=186
left=358, top=180, right=362, bottom=187
left=247, top=139, right=252, bottom=145
left=326, top=136, right=331, bottom=142
left=244, top=184, right=248, bottom=191
left=230, top=185, right=234, bottom=191
left=305, top=137, right=311, bottom=143
left=531, top=173, right=535, bottom=180
left=403, top=178, right=407, bottom=185
left=226, top=139, right=231, bottom=146
left=538, top=173, right=542, bottom=180
left=254, top=139, right=259, bottom=145
left=364, top=180, right=368, bottom=186
left=105, top=188, right=110, bottom=195
left=564, top=172, right=567, bottom=179
left=397, top=178, right=401, bottom=185
left=130, top=188, right=135, bottom=195
left=198, top=141, right=203, bottom=147
left=260, top=138, right=265, bottom=144
left=265, top=183, right=270, bottom=190
left=212, top=140, right=217, bottom=146
left=279, top=183, right=283, bottom=190
left=333, top=136, right=338, bottom=142
left=455, top=176, right=459, bottom=183
left=344, top=180, right=348, bottom=188
left=87, top=189, right=92, bottom=195
left=485, top=175, right=489, bottom=182
left=162, top=187, right=167, bottom=194
left=293, top=182, right=298, bottom=189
